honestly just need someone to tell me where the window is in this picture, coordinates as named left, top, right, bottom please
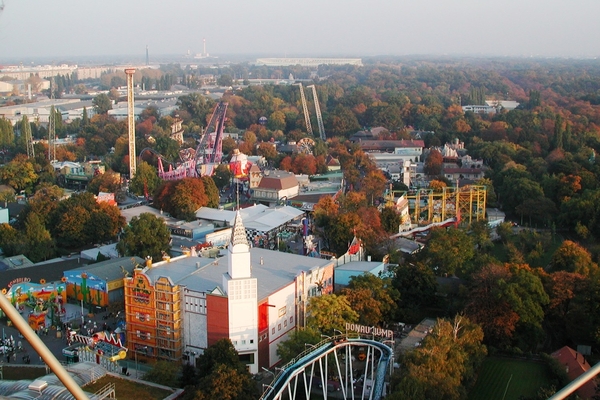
left=284, top=320, right=287, bottom=327
left=250, top=339, right=254, bottom=344
left=290, top=316, right=293, bottom=323
left=278, top=306, right=286, bottom=317
left=272, top=328, right=275, bottom=335
left=278, top=324, right=281, bottom=331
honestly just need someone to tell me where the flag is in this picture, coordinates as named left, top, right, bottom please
left=348, top=236, right=361, bottom=255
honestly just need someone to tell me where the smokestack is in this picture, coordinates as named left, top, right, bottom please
left=145, top=45, right=149, bottom=66
left=203, top=38, right=207, bottom=57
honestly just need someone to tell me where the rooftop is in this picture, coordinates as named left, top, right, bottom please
left=69, top=256, right=144, bottom=283
left=143, top=248, right=334, bottom=300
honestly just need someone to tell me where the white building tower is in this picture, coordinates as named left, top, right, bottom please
left=223, top=211, right=258, bottom=373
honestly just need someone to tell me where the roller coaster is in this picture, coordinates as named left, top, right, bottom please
left=259, top=335, right=393, bottom=400
left=139, top=101, right=229, bottom=180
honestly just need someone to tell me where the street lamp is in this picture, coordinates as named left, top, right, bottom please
left=262, top=383, right=274, bottom=392
left=333, top=328, right=343, bottom=336
left=135, top=346, right=148, bottom=379
left=261, top=367, right=275, bottom=380
left=321, top=334, right=331, bottom=340
left=305, top=343, right=316, bottom=350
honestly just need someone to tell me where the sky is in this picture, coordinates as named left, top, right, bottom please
left=0, top=0, right=599, bottom=63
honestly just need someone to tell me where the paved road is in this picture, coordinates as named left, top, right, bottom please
left=0, top=302, right=122, bottom=368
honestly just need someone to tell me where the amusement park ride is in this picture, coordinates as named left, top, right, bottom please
left=140, top=101, right=252, bottom=182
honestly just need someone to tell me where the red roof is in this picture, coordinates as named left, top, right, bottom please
left=551, top=346, right=597, bottom=399
left=257, top=171, right=298, bottom=190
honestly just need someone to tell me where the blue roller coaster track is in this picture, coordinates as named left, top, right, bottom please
left=260, top=335, right=393, bottom=400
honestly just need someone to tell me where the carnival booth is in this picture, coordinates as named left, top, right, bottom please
left=1, top=278, right=67, bottom=329
left=65, top=330, right=128, bottom=372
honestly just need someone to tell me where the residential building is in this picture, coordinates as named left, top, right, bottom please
left=551, top=346, right=597, bottom=399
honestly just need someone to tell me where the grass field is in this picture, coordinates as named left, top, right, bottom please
left=468, top=357, right=552, bottom=400
left=83, top=375, right=173, bottom=400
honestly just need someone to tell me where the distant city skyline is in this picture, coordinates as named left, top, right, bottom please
left=0, top=0, right=599, bottom=63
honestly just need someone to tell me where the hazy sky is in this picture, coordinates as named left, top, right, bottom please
left=0, top=0, right=599, bottom=62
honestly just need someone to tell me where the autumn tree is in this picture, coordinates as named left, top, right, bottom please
left=392, top=316, right=486, bottom=400
left=87, top=170, right=121, bottom=195
left=550, top=240, right=598, bottom=275
left=424, top=149, right=443, bottom=176
left=465, top=263, right=549, bottom=350
left=341, top=273, right=398, bottom=326
left=362, top=170, right=387, bottom=206
left=154, top=178, right=209, bottom=221
left=306, top=294, right=358, bottom=333
left=117, top=213, right=171, bottom=261
left=0, top=154, right=38, bottom=192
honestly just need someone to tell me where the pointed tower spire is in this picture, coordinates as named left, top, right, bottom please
left=228, top=210, right=251, bottom=279
left=231, top=210, right=249, bottom=248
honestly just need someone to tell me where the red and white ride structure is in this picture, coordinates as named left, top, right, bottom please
left=154, top=101, right=230, bottom=180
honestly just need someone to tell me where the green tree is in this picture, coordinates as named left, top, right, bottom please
left=267, top=110, right=286, bottom=131
left=0, top=223, right=26, bottom=256
left=117, top=213, right=171, bottom=261
left=212, top=164, right=233, bottom=190
left=201, top=176, right=220, bottom=208
left=0, top=117, right=14, bottom=147
left=381, top=206, right=401, bottom=233
left=276, top=327, right=322, bottom=365
left=23, top=211, right=55, bottom=262
left=129, top=161, right=162, bottom=197
left=305, top=294, right=359, bottom=333
left=143, top=360, right=180, bottom=388
left=341, top=273, right=399, bottom=326
left=185, top=338, right=259, bottom=400
left=418, top=227, right=475, bottom=275
left=92, top=93, right=113, bottom=115
left=217, top=74, right=233, bottom=87
left=392, top=262, right=438, bottom=322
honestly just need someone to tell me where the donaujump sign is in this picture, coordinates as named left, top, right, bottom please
left=345, top=323, right=394, bottom=339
